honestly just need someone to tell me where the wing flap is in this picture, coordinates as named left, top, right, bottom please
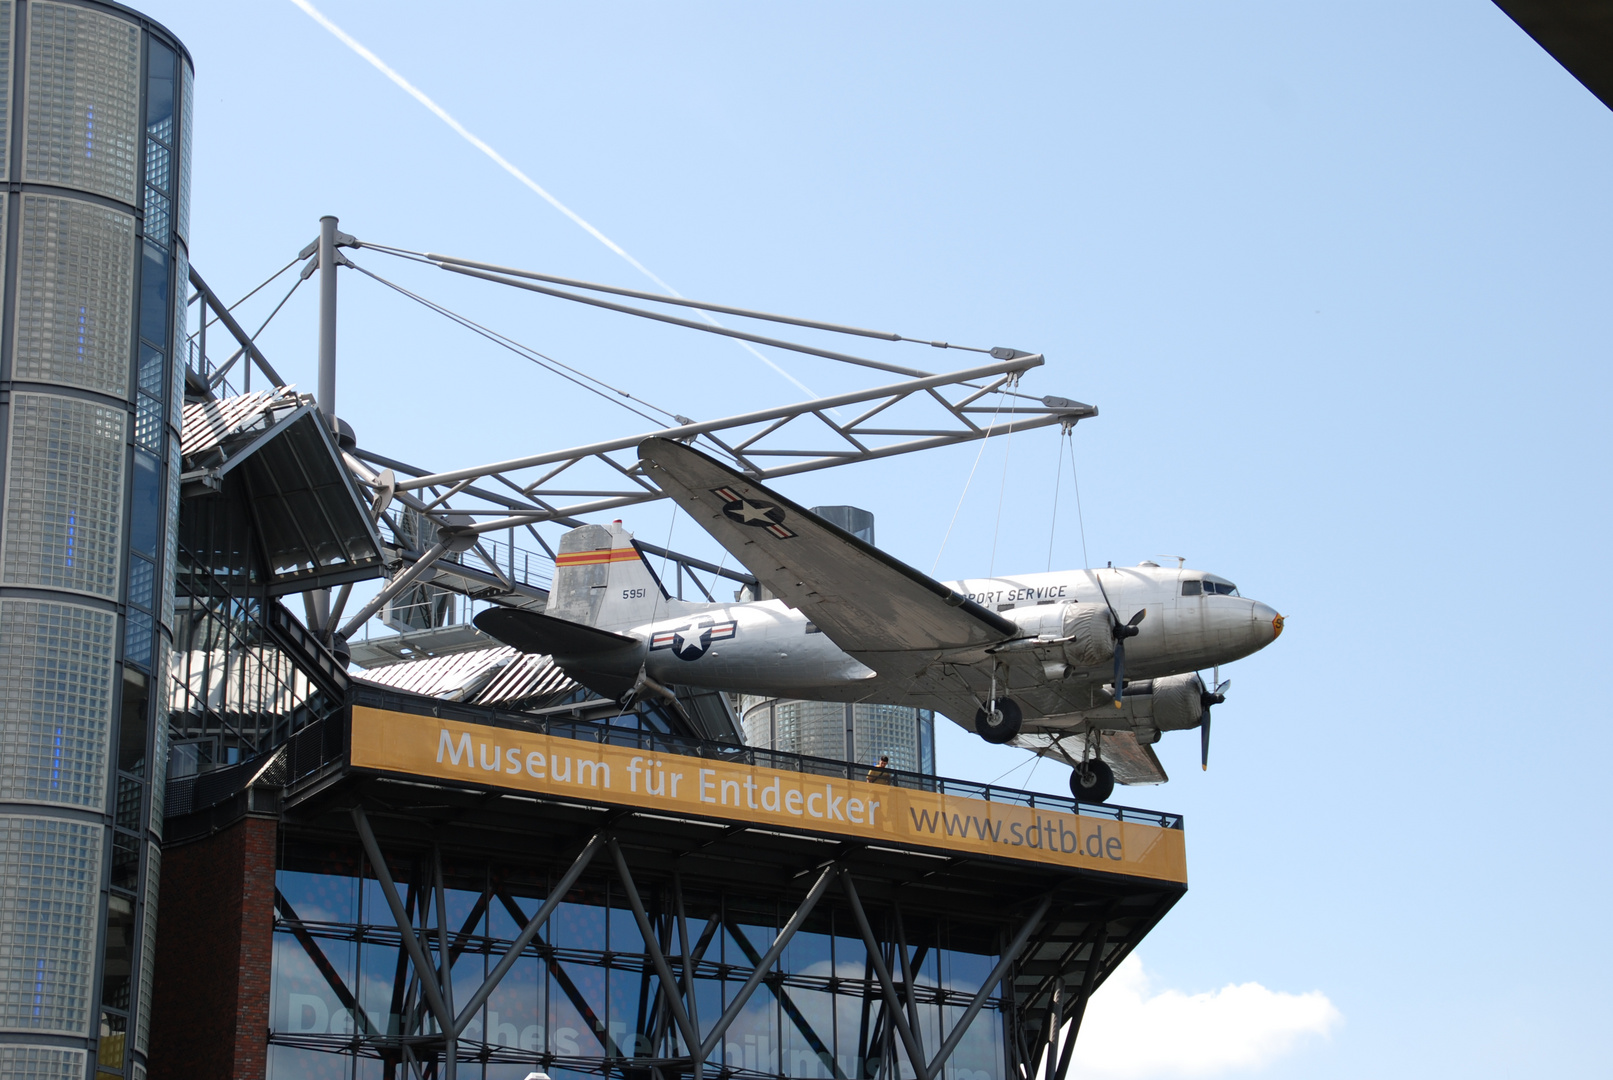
left=1097, top=732, right=1170, bottom=786
left=638, top=438, right=1015, bottom=656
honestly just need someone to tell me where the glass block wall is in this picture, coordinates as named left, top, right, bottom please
left=0, top=4, right=191, bottom=1076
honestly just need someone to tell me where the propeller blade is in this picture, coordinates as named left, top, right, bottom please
left=1127, top=608, right=1146, bottom=627
left=1196, top=676, right=1228, bottom=770
left=1095, top=573, right=1119, bottom=623
left=1111, top=636, right=1126, bottom=708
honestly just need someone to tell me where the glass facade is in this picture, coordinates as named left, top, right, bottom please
left=269, top=838, right=1008, bottom=1080
left=167, top=490, right=346, bottom=771
left=0, top=4, right=192, bottom=1075
left=742, top=699, right=936, bottom=777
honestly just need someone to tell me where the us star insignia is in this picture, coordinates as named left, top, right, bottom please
left=712, top=486, right=797, bottom=539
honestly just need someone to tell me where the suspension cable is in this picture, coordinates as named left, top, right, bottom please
left=189, top=253, right=303, bottom=343
left=1046, top=431, right=1066, bottom=573
left=987, top=404, right=1018, bottom=576
left=360, top=241, right=1061, bottom=413
left=1070, top=429, right=1091, bottom=570
left=931, top=389, right=1008, bottom=574
left=361, top=240, right=996, bottom=355
left=345, top=259, right=683, bottom=429
left=205, top=271, right=307, bottom=389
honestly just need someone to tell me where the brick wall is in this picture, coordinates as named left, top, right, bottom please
left=148, top=813, right=277, bottom=1079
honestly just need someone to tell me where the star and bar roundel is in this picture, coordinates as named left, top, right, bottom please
left=650, top=618, right=738, bottom=661
left=713, top=486, right=797, bottom=539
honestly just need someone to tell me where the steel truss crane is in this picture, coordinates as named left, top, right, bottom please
left=186, top=218, right=1097, bottom=649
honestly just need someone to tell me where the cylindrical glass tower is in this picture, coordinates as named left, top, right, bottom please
left=740, top=507, right=937, bottom=776
left=740, top=697, right=936, bottom=775
left=0, top=3, right=190, bottom=1076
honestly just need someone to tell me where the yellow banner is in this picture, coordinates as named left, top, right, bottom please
left=350, top=707, right=1187, bottom=883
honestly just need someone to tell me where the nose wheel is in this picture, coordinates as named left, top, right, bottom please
left=1069, top=759, right=1114, bottom=804
left=974, top=697, right=1023, bottom=744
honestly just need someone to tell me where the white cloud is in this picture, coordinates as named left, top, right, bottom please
left=1063, top=955, right=1341, bottom=1079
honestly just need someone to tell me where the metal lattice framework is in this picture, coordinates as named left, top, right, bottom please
left=348, top=807, right=1053, bottom=1080
left=185, top=225, right=1097, bottom=647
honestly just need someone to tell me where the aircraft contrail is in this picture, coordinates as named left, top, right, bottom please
left=286, top=0, right=818, bottom=398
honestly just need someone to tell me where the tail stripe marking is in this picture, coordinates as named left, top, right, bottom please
left=555, top=548, right=644, bottom=567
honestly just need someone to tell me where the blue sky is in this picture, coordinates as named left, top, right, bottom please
left=145, top=2, right=1611, bottom=1076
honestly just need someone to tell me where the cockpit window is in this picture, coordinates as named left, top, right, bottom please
left=1185, top=579, right=1241, bottom=597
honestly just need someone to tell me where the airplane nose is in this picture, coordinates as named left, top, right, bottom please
left=1252, top=601, right=1283, bottom=642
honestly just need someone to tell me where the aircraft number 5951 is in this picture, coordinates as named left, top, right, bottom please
left=622, top=588, right=647, bottom=599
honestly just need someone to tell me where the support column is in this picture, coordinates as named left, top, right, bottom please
left=148, top=813, right=278, bottom=1080
left=311, top=214, right=340, bottom=634
left=317, top=215, right=339, bottom=423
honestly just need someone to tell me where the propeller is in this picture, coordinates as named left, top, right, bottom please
left=1199, top=669, right=1230, bottom=770
left=1095, top=573, right=1146, bottom=708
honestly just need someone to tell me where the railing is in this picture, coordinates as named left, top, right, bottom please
left=350, top=684, right=1185, bottom=829
left=165, top=715, right=344, bottom=819
left=374, top=516, right=556, bottom=594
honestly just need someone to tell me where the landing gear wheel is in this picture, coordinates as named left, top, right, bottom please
left=974, top=698, right=1023, bottom=744
left=1070, top=759, right=1115, bottom=804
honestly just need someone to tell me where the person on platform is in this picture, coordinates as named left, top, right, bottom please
left=866, top=754, right=895, bottom=785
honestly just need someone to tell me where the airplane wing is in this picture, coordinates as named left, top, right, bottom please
left=638, top=438, right=1017, bottom=658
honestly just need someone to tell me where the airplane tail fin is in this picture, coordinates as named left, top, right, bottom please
left=546, top=521, right=677, bottom=630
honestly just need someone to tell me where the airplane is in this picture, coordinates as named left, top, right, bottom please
left=475, top=438, right=1283, bottom=803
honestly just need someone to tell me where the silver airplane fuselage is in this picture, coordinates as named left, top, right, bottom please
left=628, top=564, right=1281, bottom=722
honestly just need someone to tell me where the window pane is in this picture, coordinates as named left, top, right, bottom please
left=138, top=343, right=163, bottom=396
left=123, top=610, right=151, bottom=669
left=1181, top=580, right=1201, bottom=596
left=144, top=39, right=174, bottom=141
left=143, top=183, right=169, bottom=245
left=128, top=450, right=161, bottom=558
left=138, top=242, right=168, bottom=347
left=114, top=775, right=141, bottom=830
left=110, top=833, right=140, bottom=896
left=117, top=669, right=147, bottom=777
left=135, top=392, right=162, bottom=453
left=126, top=552, right=153, bottom=611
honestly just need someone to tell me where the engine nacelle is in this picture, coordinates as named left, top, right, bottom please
left=999, top=602, right=1115, bottom=671
left=1118, top=673, right=1207, bottom=731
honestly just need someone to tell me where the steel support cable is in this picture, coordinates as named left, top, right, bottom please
left=340, top=246, right=682, bottom=424
left=206, top=271, right=307, bottom=390
left=1046, top=433, right=1066, bottom=573
left=363, top=242, right=1070, bottom=420
left=343, top=260, right=679, bottom=429
left=434, top=259, right=935, bottom=379
left=361, top=241, right=997, bottom=356
left=188, top=253, right=302, bottom=343
left=1068, top=429, right=1092, bottom=570
left=187, top=267, right=289, bottom=388
left=987, top=403, right=1020, bottom=576
left=931, top=389, right=1009, bottom=573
